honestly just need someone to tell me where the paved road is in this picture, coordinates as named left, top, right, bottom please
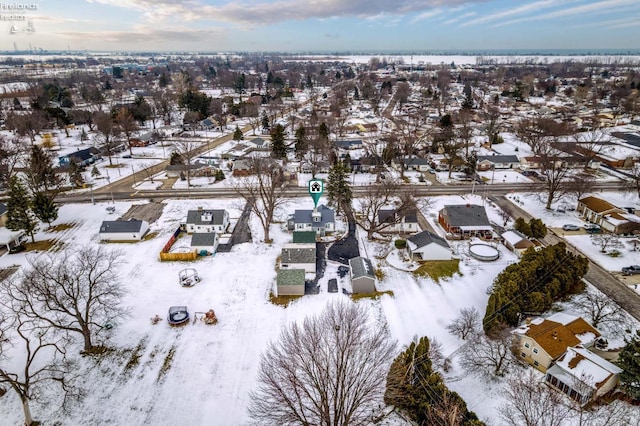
left=490, top=195, right=640, bottom=321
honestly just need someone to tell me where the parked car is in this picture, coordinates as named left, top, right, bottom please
left=8, top=244, right=26, bottom=254
left=622, top=265, right=640, bottom=276
left=562, top=224, right=581, bottom=231
left=584, top=224, right=601, bottom=234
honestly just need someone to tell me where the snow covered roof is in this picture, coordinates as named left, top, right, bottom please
left=502, top=230, right=534, bottom=248
left=550, top=347, right=621, bottom=391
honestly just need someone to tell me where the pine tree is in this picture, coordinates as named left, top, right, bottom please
left=514, top=217, right=532, bottom=237
left=68, top=161, right=84, bottom=187
left=233, top=125, right=243, bottom=141
left=318, top=122, right=330, bottom=141
left=294, top=125, right=307, bottom=159
left=261, top=112, right=270, bottom=132
left=91, top=165, right=101, bottom=178
left=617, top=330, right=640, bottom=399
left=31, top=191, right=58, bottom=228
left=529, top=218, right=547, bottom=239
left=270, top=124, right=286, bottom=159
left=6, top=176, right=38, bottom=243
left=326, top=161, right=352, bottom=214
left=385, top=336, right=484, bottom=425
left=27, top=144, right=61, bottom=192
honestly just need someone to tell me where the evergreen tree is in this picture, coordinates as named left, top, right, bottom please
left=514, top=217, right=532, bottom=237
left=261, top=112, right=270, bottom=132
left=170, top=151, right=184, bottom=165
left=326, top=161, right=352, bottom=214
left=318, top=122, right=330, bottom=141
left=91, top=165, right=101, bottom=178
left=385, top=337, right=484, bottom=425
left=617, top=330, right=640, bottom=399
left=31, top=191, right=58, bottom=228
left=233, top=125, right=243, bottom=141
left=294, top=125, right=307, bottom=159
left=27, top=145, right=61, bottom=192
left=67, top=161, right=84, bottom=188
left=6, top=176, right=38, bottom=243
left=270, top=124, right=286, bottom=159
left=529, top=218, right=547, bottom=239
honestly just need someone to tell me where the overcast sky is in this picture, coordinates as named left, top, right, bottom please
left=3, top=0, right=639, bottom=52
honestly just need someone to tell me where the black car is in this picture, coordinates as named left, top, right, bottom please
left=337, top=265, right=349, bottom=278
left=8, top=244, right=26, bottom=254
left=328, top=278, right=338, bottom=293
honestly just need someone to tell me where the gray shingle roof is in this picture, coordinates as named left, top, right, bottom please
left=293, top=205, right=335, bottom=227
left=281, top=245, right=316, bottom=264
left=277, top=269, right=305, bottom=286
left=99, top=220, right=146, bottom=233
left=292, top=231, right=317, bottom=244
left=440, top=205, right=490, bottom=227
left=349, top=256, right=375, bottom=280
left=408, top=231, right=450, bottom=249
left=0, top=202, right=6, bottom=216
left=378, top=209, right=418, bottom=225
left=190, top=233, right=218, bottom=247
left=186, top=209, right=227, bottom=226
left=477, top=155, right=520, bottom=164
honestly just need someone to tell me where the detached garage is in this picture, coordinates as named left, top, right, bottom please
left=99, top=220, right=149, bottom=242
left=276, top=269, right=305, bottom=296
left=349, top=256, right=376, bottom=294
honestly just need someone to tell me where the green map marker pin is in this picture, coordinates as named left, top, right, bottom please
left=308, top=179, right=324, bottom=208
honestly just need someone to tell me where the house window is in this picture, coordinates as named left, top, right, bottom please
left=534, top=361, right=539, bottom=367
left=533, top=348, right=539, bottom=354
left=524, top=342, right=530, bottom=349
left=521, top=352, right=526, bottom=358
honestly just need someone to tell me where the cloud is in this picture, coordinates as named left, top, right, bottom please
left=495, top=0, right=640, bottom=27
left=324, top=33, right=340, bottom=39
left=84, top=0, right=489, bottom=25
left=461, top=0, right=578, bottom=27
left=410, top=9, right=443, bottom=24
left=56, top=25, right=225, bottom=44
left=444, top=11, right=477, bottom=25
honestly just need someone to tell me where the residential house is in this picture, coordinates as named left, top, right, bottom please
left=438, top=204, right=493, bottom=239
left=407, top=231, right=452, bottom=261
left=393, top=157, right=431, bottom=172
left=577, top=196, right=640, bottom=234
left=349, top=256, right=376, bottom=293
left=512, top=313, right=601, bottom=373
left=476, top=155, right=520, bottom=171
left=501, top=230, right=535, bottom=257
left=280, top=243, right=316, bottom=273
left=377, top=209, right=420, bottom=234
left=184, top=208, right=229, bottom=234
left=249, top=137, right=271, bottom=149
left=232, top=159, right=253, bottom=176
left=287, top=205, right=335, bottom=236
left=545, top=347, right=622, bottom=405
left=58, top=147, right=102, bottom=168
left=99, top=220, right=149, bottom=242
left=334, top=139, right=363, bottom=150
left=276, top=269, right=305, bottom=296
left=129, top=131, right=154, bottom=147
left=165, top=163, right=208, bottom=178
left=190, top=232, right=219, bottom=256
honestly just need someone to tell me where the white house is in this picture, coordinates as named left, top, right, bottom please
left=190, top=232, right=219, bottom=256
left=377, top=209, right=420, bottom=234
left=280, top=243, right=316, bottom=273
left=407, top=231, right=452, bottom=261
left=184, top=208, right=229, bottom=234
left=349, top=256, right=376, bottom=294
left=99, top=220, right=149, bottom=242
left=476, top=155, right=520, bottom=171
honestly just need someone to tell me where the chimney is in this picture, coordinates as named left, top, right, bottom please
left=466, top=203, right=471, bottom=208
left=525, top=317, right=532, bottom=325
left=197, top=206, right=203, bottom=211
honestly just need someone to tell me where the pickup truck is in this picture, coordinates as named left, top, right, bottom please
left=622, top=265, right=640, bottom=276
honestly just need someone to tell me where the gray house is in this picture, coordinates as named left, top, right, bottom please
left=349, top=256, right=376, bottom=294
left=190, top=232, right=219, bottom=255
left=280, top=243, right=316, bottom=273
left=184, top=208, right=229, bottom=234
left=476, top=155, right=520, bottom=171
left=99, top=220, right=149, bottom=242
left=438, top=204, right=493, bottom=239
left=288, top=205, right=335, bottom=235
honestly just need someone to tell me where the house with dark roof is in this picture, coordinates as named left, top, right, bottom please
left=287, top=205, right=335, bottom=236
left=250, top=137, right=271, bottom=149
left=190, top=232, right=219, bottom=256
left=512, top=313, right=601, bottom=373
left=349, top=256, right=376, bottom=293
left=99, top=220, right=149, bottom=241
left=0, top=202, right=7, bottom=227
left=577, top=196, right=640, bottom=234
left=58, top=147, right=102, bottom=168
left=334, top=139, right=363, bottom=150
left=476, top=155, right=520, bottom=171
left=377, top=209, right=420, bottom=234
left=276, top=269, right=305, bottom=296
left=280, top=243, right=316, bottom=273
left=438, top=204, right=493, bottom=239
left=392, top=157, right=431, bottom=172
left=407, top=231, right=452, bottom=261
left=545, top=346, right=622, bottom=406
left=184, top=208, right=229, bottom=234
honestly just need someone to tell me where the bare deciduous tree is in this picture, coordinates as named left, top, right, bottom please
left=172, top=138, right=201, bottom=188
left=446, top=307, right=480, bottom=340
left=1, top=246, right=127, bottom=352
left=0, top=135, right=27, bottom=189
left=249, top=301, right=396, bottom=425
left=574, top=289, right=624, bottom=328
left=115, top=107, right=138, bottom=156
left=459, top=330, right=513, bottom=377
left=573, top=128, right=607, bottom=170
left=498, top=207, right=512, bottom=227
left=232, top=157, right=287, bottom=243
left=0, top=312, right=75, bottom=426
left=590, top=231, right=620, bottom=253
left=94, top=111, right=121, bottom=166
left=499, top=370, right=572, bottom=426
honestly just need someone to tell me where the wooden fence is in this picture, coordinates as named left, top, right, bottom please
left=159, top=227, right=196, bottom=261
